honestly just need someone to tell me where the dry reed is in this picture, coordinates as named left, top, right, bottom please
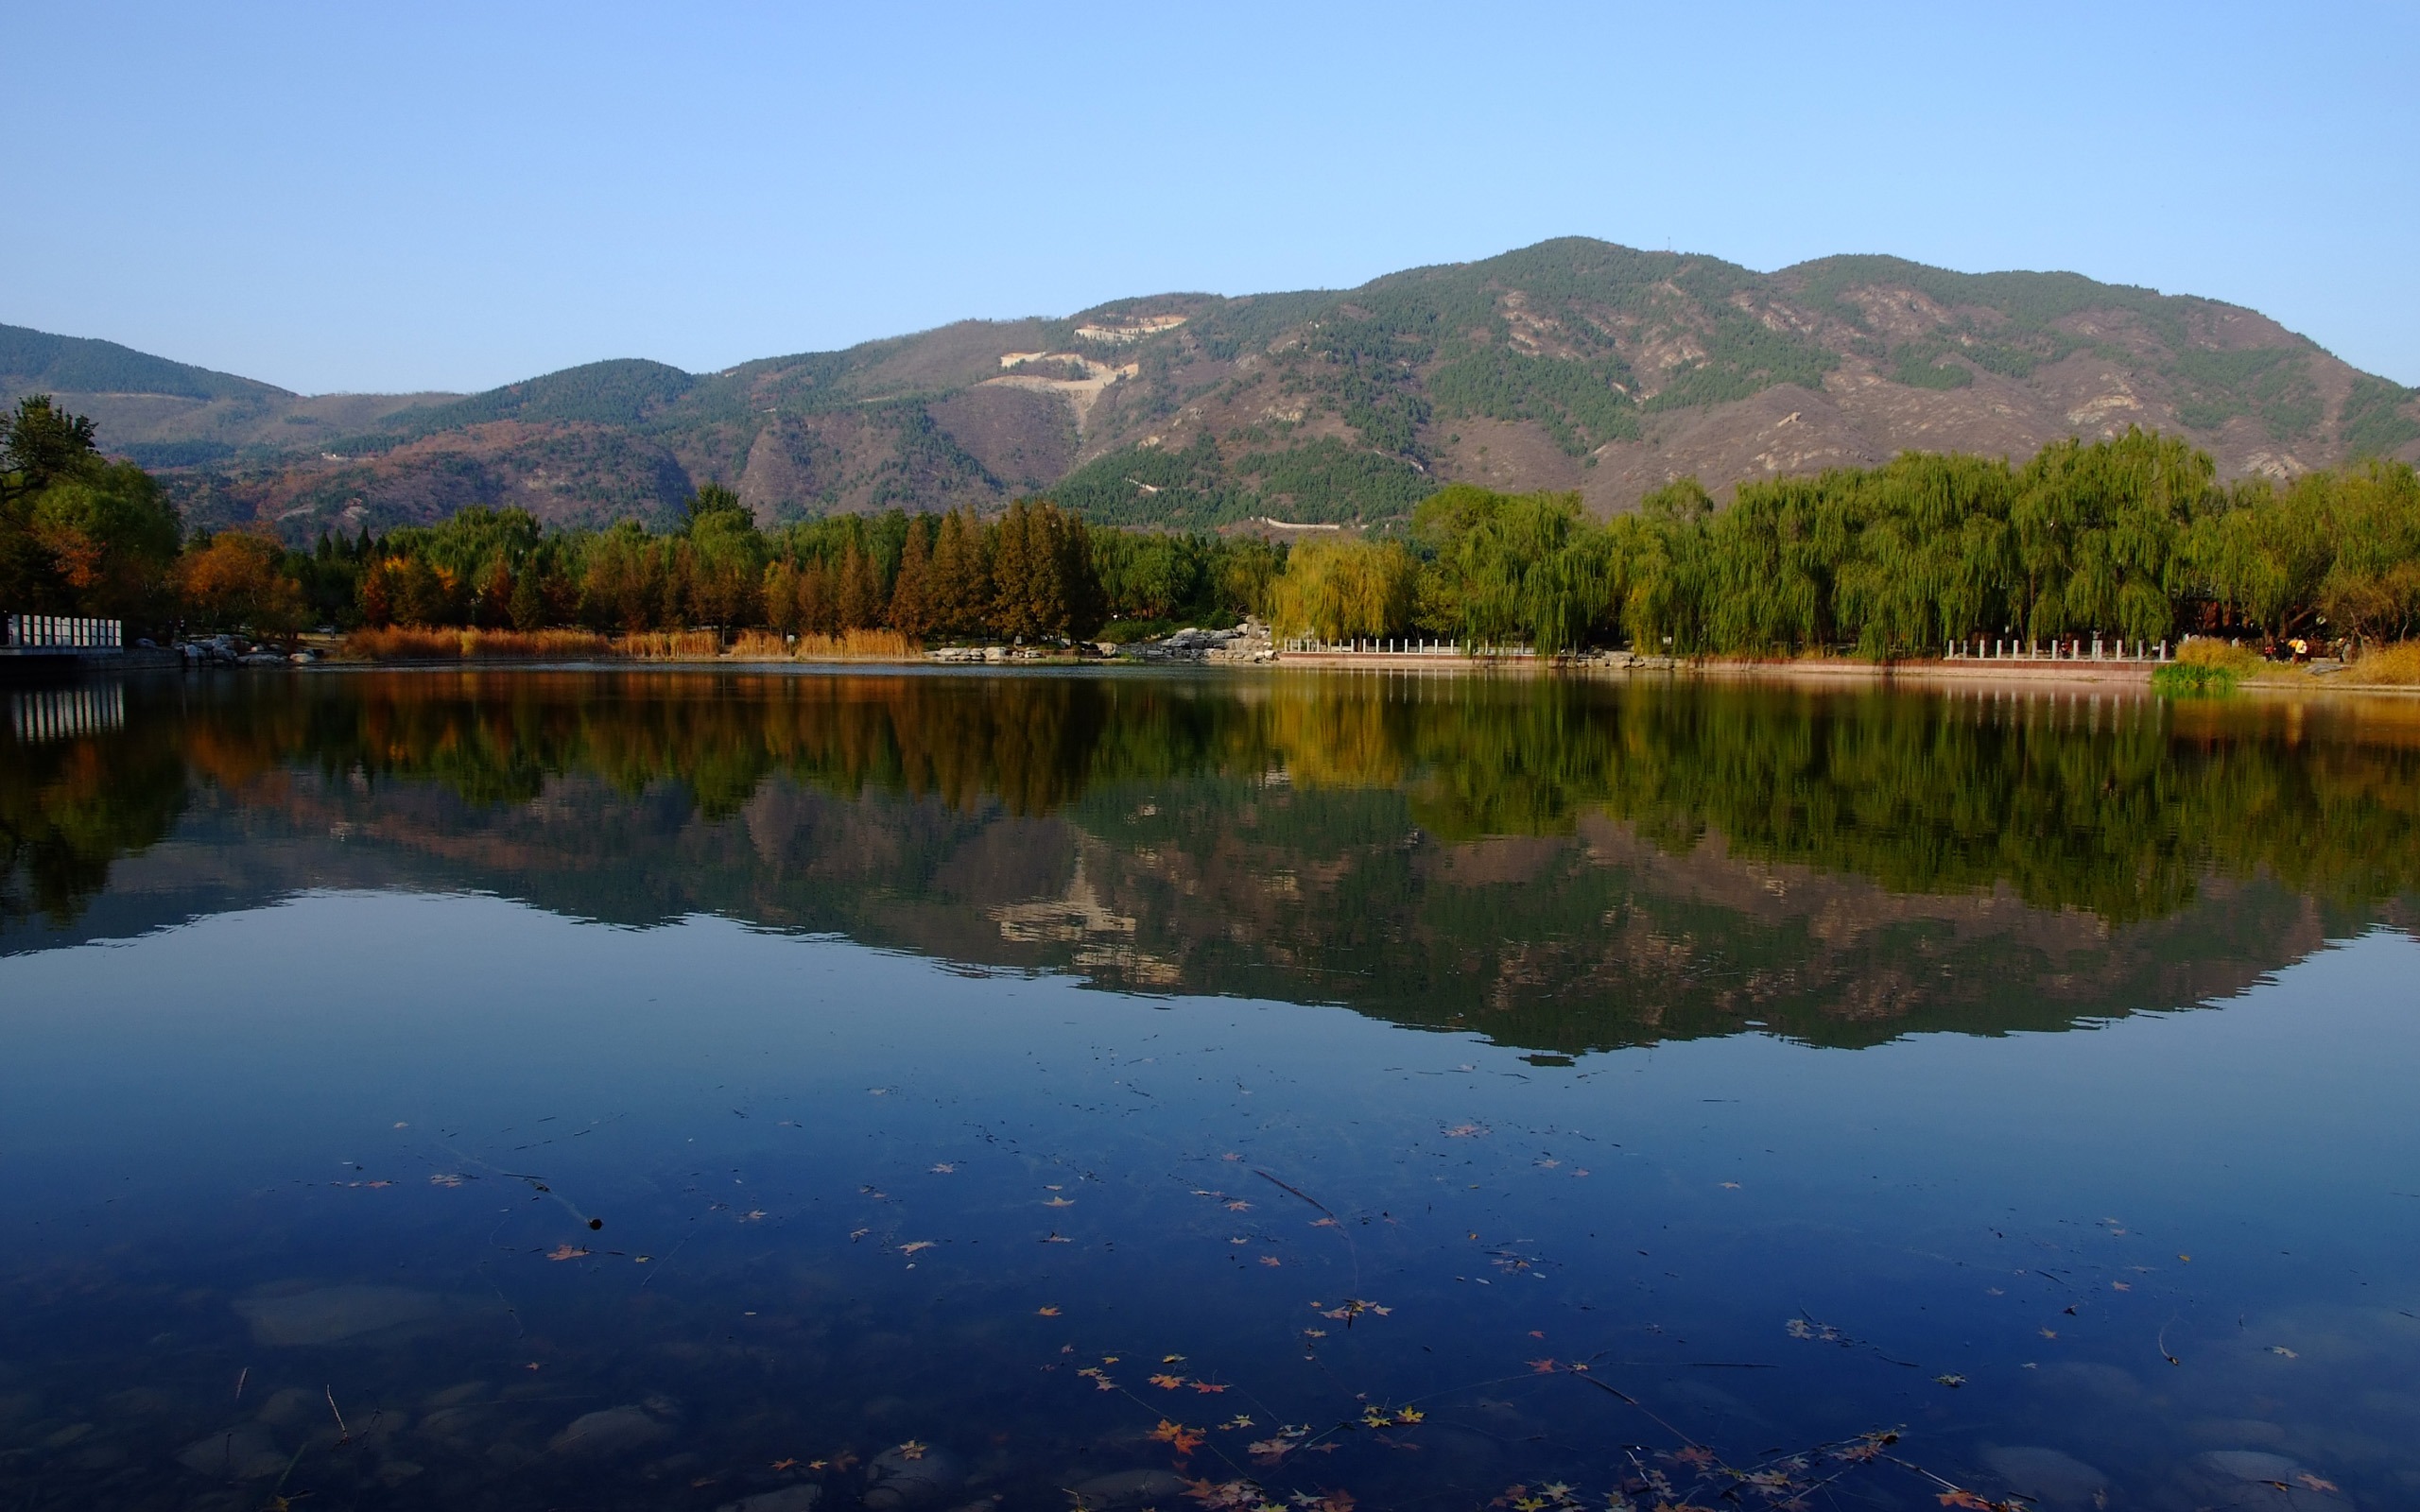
left=341, top=627, right=614, bottom=661
left=2349, top=642, right=2420, bottom=684
left=730, top=628, right=918, bottom=661
left=612, top=630, right=723, bottom=660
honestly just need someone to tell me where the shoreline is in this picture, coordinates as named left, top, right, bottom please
left=96, top=647, right=2417, bottom=698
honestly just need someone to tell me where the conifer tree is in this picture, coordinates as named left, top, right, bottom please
left=890, top=514, right=935, bottom=638
left=836, top=544, right=881, bottom=630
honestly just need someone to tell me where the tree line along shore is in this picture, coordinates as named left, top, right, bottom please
left=7, top=394, right=2420, bottom=677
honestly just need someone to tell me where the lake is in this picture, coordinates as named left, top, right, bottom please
left=3, top=667, right=2415, bottom=1512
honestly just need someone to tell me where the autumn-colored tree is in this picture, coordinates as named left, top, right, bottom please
left=473, top=554, right=515, bottom=629
left=797, top=558, right=837, bottom=634
left=762, top=561, right=801, bottom=635
left=926, top=507, right=990, bottom=637
left=835, top=544, right=881, bottom=630
left=889, top=514, right=936, bottom=638
left=176, top=530, right=306, bottom=639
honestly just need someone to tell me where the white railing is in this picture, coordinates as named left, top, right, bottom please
left=1280, top=637, right=1532, bottom=657
left=4, top=614, right=123, bottom=652
left=1944, top=635, right=2168, bottom=662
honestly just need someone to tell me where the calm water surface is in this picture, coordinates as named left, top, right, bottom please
left=3, top=669, right=2417, bottom=1512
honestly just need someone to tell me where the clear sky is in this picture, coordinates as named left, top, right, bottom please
left=9, top=1, right=2414, bottom=395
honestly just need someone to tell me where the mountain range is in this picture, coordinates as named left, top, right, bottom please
left=9, top=238, right=2418, bottom=541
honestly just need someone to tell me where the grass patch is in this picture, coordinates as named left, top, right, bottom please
left=2152, top=662, right=2240, bottom=697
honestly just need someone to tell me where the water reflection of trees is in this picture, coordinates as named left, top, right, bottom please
left=5, top=671, right=2417, bottom=1044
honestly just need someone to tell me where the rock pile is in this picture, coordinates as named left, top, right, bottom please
left=1118, top=624, right=1272, bottom=663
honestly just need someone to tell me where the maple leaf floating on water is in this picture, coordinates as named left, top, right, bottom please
left=428, top=1173, right=466, bottom=1187
left=1045, top=1195, right=1076, bottom=1208
left=1151, top=1373, right=1188, bottom=1390
left=1260, top=1256, right=1284, bottom=1267
left=1150, top=1418, right=1206, bottom=1455
left=2270, top=1345, right=2298, bottom=1357
left=899, top=1241, right=937, bottom=1256
left=895, top=1440, right=927, bottom=1461
left=1934, top=1373, right=1966, bottom=1387
left=545, top=1244, right=591, bottom=1262
left=1443, top=1124, right=1489, bottom=1139
left=1037, top=1306, right=1062, bottom=1316
left=929, top=1163, right=956, bottom=1174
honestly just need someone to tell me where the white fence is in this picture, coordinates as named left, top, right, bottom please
left=1945, top=635, right=2169, bottom=662
left=3, top=614, right=124, bottom=653
left=1281, top=637, right=1532, bottom=657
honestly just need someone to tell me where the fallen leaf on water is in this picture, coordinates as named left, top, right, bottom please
left=1720, top=1181, right=1740, bottom=1190
left=1043, top=1231, right=1073, bottom=1244
left=1046, top=1196, right=1076, bottom=1208
left=1151, top=1373, right=1187, bottom=1390
left=1192, top=1381, right=1229, bottom=1394
left=1259, top=1256, right=1283, bottom=1267
left=899, top=1241, right=936, bottom=1255
left=429, top=1173, right=466, bottom=1187
left=1149, top=1418, right=1205, bottom=1455
left=1527, top=1358, right=1558, bottom=1373
left=1037, top=1306, right=1061, bottom=1316
left=2298, top=1474, right=2339, bottom=1492
left=545, top=1244, right=591, bottom=1262
left=770, top=1458, right=797, bottom=1470
left=1934, top=1374, right=1966, bottom=1387
left=897, top=1440, right=926, bottom=1460
left=1225, top=1200, right=1253, bottom=1212
left=2112, top=1281, right=2131, bottom=1291
left=2039, top=1328, right=2058, bottom=1339
left=2270, top=1346, right=2298, bottom=1358
left=1443, top=1124, right=1489, bottom=1139
left=929, top=1163, right=956, bottom=1174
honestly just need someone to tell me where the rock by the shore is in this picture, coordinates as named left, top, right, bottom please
left=178, top=1424, right=289, bottom=1481
left=863, top=1442, right=965, bottom=1508
left=1069, top=1468, right=1189, bottom=1506
left=717, top=1486, right=821, bottom=1512
left=548, top=1404, right=674, bottom=1457
left=233, top=1284, right=447, bottom=1347
left=2175, top=1450, right=2354, bottom=1508
left=1978, top=1445, right=2108, bottom=1508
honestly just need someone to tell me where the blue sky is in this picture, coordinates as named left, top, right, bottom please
left=8, top=1, right=2414, bottom=394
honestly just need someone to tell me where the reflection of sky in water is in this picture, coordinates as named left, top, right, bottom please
left=4, top=888, right=2415, bottom=1510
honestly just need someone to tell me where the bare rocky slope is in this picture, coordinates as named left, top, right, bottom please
left=8, top=238, right=2417, bottom=541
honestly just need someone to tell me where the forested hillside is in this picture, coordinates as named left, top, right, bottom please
left=9, top=238, right=2419, bottom=541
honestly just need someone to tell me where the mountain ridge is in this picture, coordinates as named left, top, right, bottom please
left=9, top=237, right=2418, bottom=541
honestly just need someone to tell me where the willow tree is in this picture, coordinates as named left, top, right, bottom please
left=1270, top=537, right=1417, bottom=641
left=2011, top=428, right=2207, bottom=643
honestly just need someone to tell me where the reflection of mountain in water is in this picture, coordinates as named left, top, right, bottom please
left=6, top=670, right=2416, bottom=1050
